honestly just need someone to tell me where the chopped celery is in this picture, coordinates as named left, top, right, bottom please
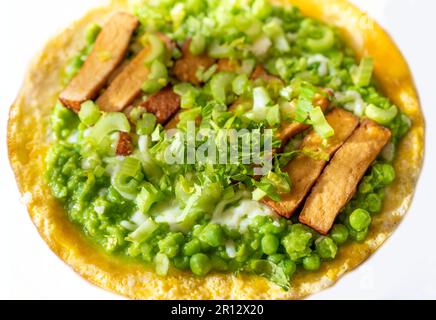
left=295, top=84, right=315, bottom=123
left=208, top=40, right=234, bottom=59
left=136, top=182, right=161, bottom=214
left=267, top=105, right=281, bottom=127
left=232, top=74, right=250, bottom=96
left=352, top=57, right=374, bottom=87
left=79, top=100, right=101, bottom=126
left=309, top=107, right=334, bottom=139
left=142, top=34, right=166, bottom=65
left=210, top=72, right=236, bottom=103
left=142, top=60, right=168, bottom=94
left=88, top=112, right=130, bottom=145
left=190, top=33, right=206, bottom=55
left=253, top=87, right=272, bottom=109
left=112, top=157, right=142, bottom=200
left=265, top=171, right=290, bottom=193
left=136, top=113, right=157, bottom=136
left=127, top=217, right=159, bottom=244
left=365, top=104, right=398, bottom=125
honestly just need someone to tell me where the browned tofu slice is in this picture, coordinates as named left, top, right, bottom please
left=173, top=40, right=216, bottom=85
left=141, top=86, right=181, bottom=124
left=59, top=13, right=138, bottom=112
left=116, top=132, right=133, bottom=156
left=263, top=108, right=359, bottom=218
left=97, top=46, right=150, bottom=112
left=299, top=119, right=391, bottom=234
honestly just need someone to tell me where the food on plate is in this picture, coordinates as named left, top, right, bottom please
left=8, top=0, right=424, bottom=299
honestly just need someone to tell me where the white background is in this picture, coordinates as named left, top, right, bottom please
left=0, top=0, right=434, bottom=300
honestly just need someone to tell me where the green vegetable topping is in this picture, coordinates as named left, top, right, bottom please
left=349, top=209, right=372, bottom=232
left=79, top=101, right=101, bottom=126
left=190, top=253, right=212, bottom=276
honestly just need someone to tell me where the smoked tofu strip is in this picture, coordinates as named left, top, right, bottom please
left=173, top=40, right=216, bottom=86
left=263, top=108, right=359, bottom=218
left=97, top=46, right=150, bottom=112
left=141, top=86, right=181, bottom=124
left=60, top=13, right=139, bottom=111
left=299, top=119, right=391, bottom=234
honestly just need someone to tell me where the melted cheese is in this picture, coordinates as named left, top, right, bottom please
left=212, top=199, right=275, bottom=232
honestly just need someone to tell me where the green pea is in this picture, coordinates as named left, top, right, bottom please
left=358, top=177, right=373, bottom=194
left=282, top=225, right=312, bottom=257
left=183, top=238, right=201, bottom=256
left=261, top=234, right=280, bottom=255
left=330, top=224, right=349, bottom=245
left=349, top=227, right=369, bottom=242
left=199, top=224, right=225, bottom=247
left=235, top=243, right=251, bottom=263
left=211, top=255, right=228, bottom=272
left=381, top=164, right=396, bottom=185
left=260, top=220, right=286, bottom=235
left=280, top=259, right=296, bottom=277
left=158, top=233, right=185, bottom=258
left=303, top=254, right=321, bottom=271
left=268, top=254, right=285, bottom=264
left=316, top=237, right=338, bottom=259
left=190, top=253, right=212, bottom=276
left=173, top=256, right=190, bottom=270
left=349, top=209, right=372, bottom=232
left=250, top=215, right=269, bottom=230
left=366, top=193, right=382, bottom=213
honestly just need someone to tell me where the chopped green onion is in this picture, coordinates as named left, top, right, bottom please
left=309, top=106, right=334, bottom=139
left=79, top=100, right=101, bottom=126
left=88, top=112, right=130, bottom=145
left=365, top=104, right=398, bottom=125
left=352, top=57, right=374, bottom=87
left=127, top=217, right=158, bottom=244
